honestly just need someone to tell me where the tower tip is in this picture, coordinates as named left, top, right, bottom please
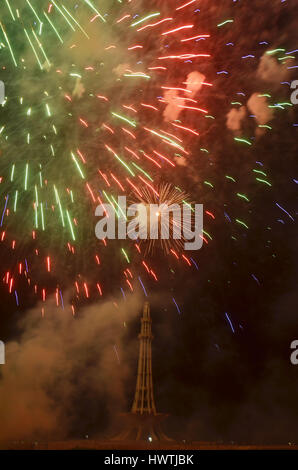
left=143, top=301, right=150, bottom=319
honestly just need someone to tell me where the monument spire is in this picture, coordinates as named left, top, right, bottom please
left=131, top=301, right=156, bottom=415
left=111, top=302, right=171, bottom=442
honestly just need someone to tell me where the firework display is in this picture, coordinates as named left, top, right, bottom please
left=0, top=0, right=298, bottom=449
left=0, top=0, right=296, bottom=315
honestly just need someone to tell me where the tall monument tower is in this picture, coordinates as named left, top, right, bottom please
left=131, top=301, right=156, bottom=415
left=112, top=302, right=171, bottom=441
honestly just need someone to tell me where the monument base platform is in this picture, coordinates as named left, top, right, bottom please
left=111, top=412, right=173, bottom=442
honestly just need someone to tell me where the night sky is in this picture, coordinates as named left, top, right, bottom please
left=0, top=0, right=297, bottom=445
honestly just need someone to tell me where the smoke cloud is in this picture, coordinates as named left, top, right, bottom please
left=257, top=54, right=289, bottom=85
left=0, top=294, right=142, bottom=442
left=163, top=71, right=206, bottom=122
left=247, top=92, right=274, bottom=136
left=226, top=106, right=247, bottom=135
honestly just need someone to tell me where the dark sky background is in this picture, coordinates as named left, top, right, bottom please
left=0, top=0, right=297, bottom=444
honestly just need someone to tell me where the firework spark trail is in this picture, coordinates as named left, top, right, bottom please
left=128, top=182, right=194, bottom=255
